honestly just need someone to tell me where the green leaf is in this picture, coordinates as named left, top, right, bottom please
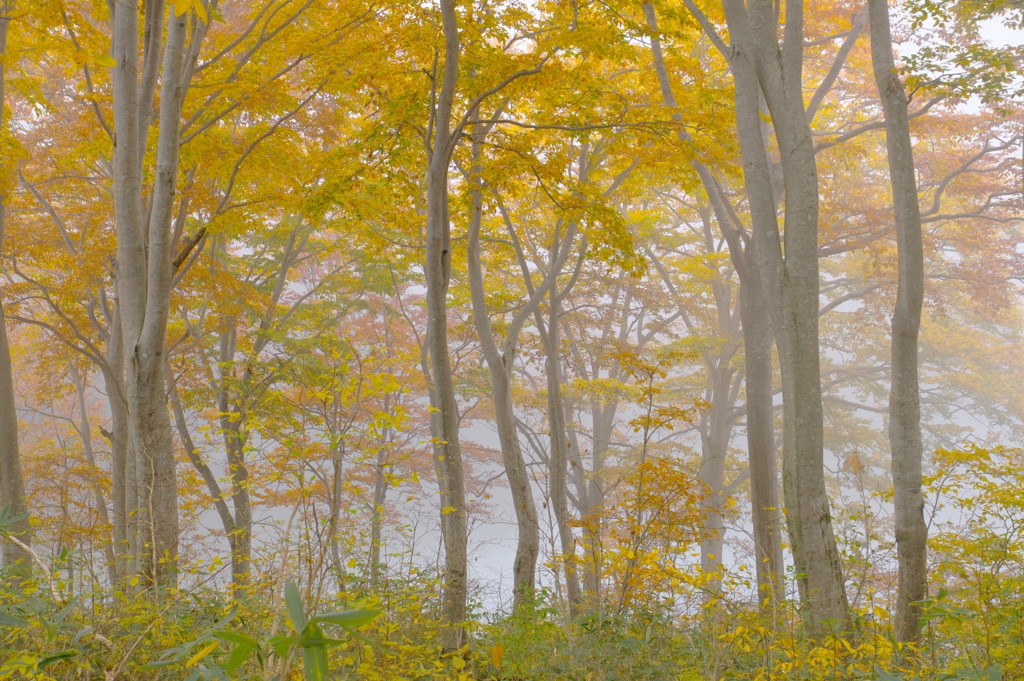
left=298, top=634, right=344, bottom=648
left=224, top=641, right=257, bottom=673
left=0, top=611, right=29, bottom=628
left=71, top=626, right=93, bottom=647
left=309, top=609, right=379, bottom=629
left=301, top=628, right=329, bottom=681
left=37, top=651, right=77, bottom=668
left=284, top=580, right=307, bottom=633
left=268, top=634, right=296, bottom=658
left=213, top=629, right=258, bottom=646
left=210, top=606, right=238, bottom=631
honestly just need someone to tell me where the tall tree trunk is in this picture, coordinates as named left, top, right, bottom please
left=328, top=439, right=346, bottom=584
left=699, top=364, right=732, bottom=593
left=644, top=2, right=783, bottom=606
left=868, top=0, right=927, bottom=647
left=740, top=281, right=784, bottom=606
left=425, top=0, right=468, bottom=652
left=575, top=287, right=632, bottom=607
left=0, top=0, right=30, bottom=574
left=369, top=441, right=387, bottom=587
left=217, top=321, right=252, bottom=598
left=103, top=309, right=131, bottom=586
left=466, top=134, right=541, bottom=612
left=369, top=394, right=393, bottom=588
left=112, top=0, right=183, bottom=589
left=540, top=301, right=582, bottom=613
left=722, top=0, right=850, bottom=634
left=111, top=0, right=210, bottom=591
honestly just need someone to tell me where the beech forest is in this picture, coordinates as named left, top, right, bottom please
left=0, top=1, right=1022, bottom=679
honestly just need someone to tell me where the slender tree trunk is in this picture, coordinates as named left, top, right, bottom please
left=425, top=0, right=468, bottom=652
left=699, top=364, right=731, bottom=593
left=0, top=308, right=28, bottom=574
left=868, top=0, right=927, bottom=647
left=168, top=375, right=236, bottom=561
left=567, top=424, right=602, bottom=602
left=542, top=313, right=582, bottom=613
left=72, top=369, right=117, bottom=586
left=644, top=2, right=783, bottom=606
left=369, top=398, right=392, bottom=588
left=369, top=442, right=387, bottom=587
left=217, top=322, right=252, bottom=598
left=741, top=281, right=784, bottom=606
left=466, top=132, right=541, bottom=612
left=0, top=0, right=30, bottom=574
left=103, top=311, right=131, bottom=585
left=328, top=440, right=346, bottom=584
left=722, top=0, right=850, bottom=634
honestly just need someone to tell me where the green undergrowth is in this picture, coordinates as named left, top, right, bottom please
left=2, top=574, right=1022, bottom=681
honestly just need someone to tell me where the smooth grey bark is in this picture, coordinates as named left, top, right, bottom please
left=366, top=387, right=395, bottom=588
left=539, top=298, right=583, bottom=612
left=425, top=0, right=468, bottom=652
left=216, top=321, right=253, bottom=598
left=72, top=369, right=117, bottom=585
left=101, top=308, right=132, bottom=585
left=581, top=300, right=628, bottom=607
left=368, top=428, right=389, bottom=587
left=328, top=439, right=346, bottom=584
left=740, top=281, right=784, bottom=605
left=0, top=0, right=30, bottom=573
left=466, top=130, right=541, bottom=612
left=644, top=2, right=783, bottom=605
left=561, top=278, right=628, bottom=608
left=111, top=2, right=213, bottom=589
left=868, top=0, right=927, bottom=647
left=112, top=1, right=180, bottom=588
left=698, top=359, right=734, bottom=590
left=721, top=0, right=851, bottom=633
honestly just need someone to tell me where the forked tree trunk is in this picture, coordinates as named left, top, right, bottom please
left=722, top=0, right=851, bottom=634
left=541, top=302, right=583, bottom=613
left=868, top=0, right=928, bottom=647
left=111, top=2, right=205, bottom=589
left=466, top=132, right=541, bottom=612
left=425, top=0, right=468, bottom=652
left=644, top=2, right=783, bottom=607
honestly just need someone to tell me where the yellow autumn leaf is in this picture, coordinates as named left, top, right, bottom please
left=441, top=506, right=456, bottom=515
left=490, top=643, right=504, bottom=668
left=96, top=55, right=118, bottom=68
left=172, top=0, right=192, bottom=16
left=186, top=640, right=219, bottom=667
